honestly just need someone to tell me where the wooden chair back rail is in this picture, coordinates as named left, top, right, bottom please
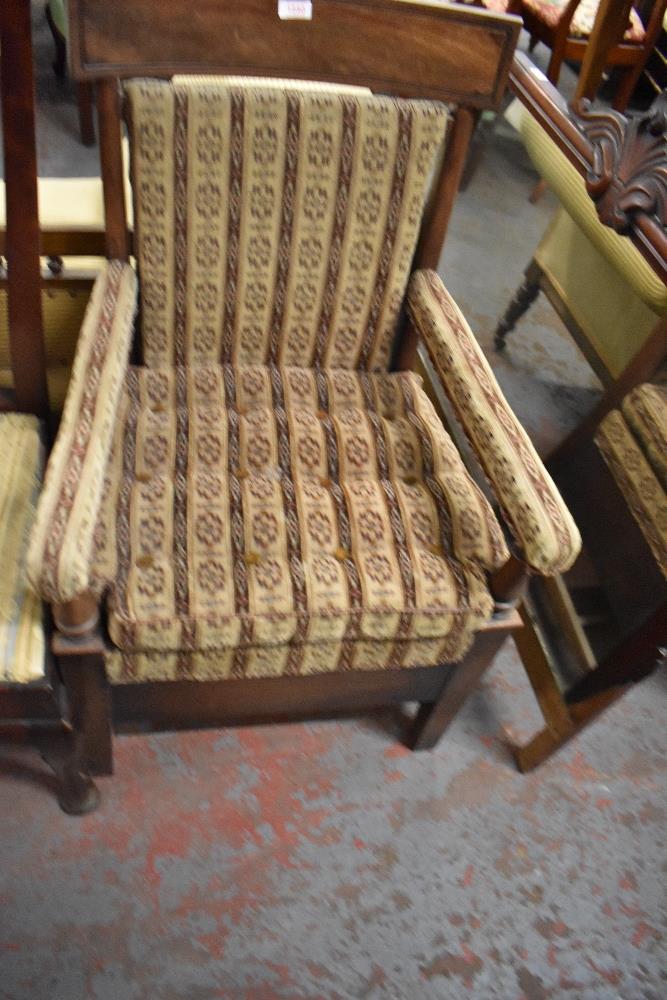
left=510, top=51, right=667, bottom=284
left=67, top=0, right=520, bottom=106
left=0, top=2, right=50, bottom=417
left=67, top=0, right=521, bottom=367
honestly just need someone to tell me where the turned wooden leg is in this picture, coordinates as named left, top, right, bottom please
left=58, top=651, right=113, bottom=777
left=408, top=613, right=521, bottom=751
left=494, top=260, right=542, bottom=351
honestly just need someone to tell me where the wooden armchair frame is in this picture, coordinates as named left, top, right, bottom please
left=47, top=0, right=542, bottom=788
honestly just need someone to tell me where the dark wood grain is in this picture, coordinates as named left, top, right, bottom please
left=97, top=80, right=129, bottom=260
left=68, top=0, right=520, bottom=108
left=0, top=0, right=50, bottom=417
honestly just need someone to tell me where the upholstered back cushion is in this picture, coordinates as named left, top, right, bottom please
left=124, top=79, right=448, bottom=369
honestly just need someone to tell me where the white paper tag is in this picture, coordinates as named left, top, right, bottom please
left=278, top=1, right=313, bottom=19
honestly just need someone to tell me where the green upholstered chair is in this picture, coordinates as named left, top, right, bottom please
left=495, top=101, right=667, bottom=386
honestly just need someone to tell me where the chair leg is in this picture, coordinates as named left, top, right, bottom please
left=77, top=81, right=96, bottom=146
left=44, top=2, right=66, bottom=79
left=36, top=726, right=100, bottom=815
left=494, top=260, right=542, bottom=351
left=407, top=625, right=513, bottom=751
left=59, top=651, right=113, bottom=777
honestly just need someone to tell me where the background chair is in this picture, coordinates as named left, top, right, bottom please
left=512, top=378, right=666, bottom=771
left=482, top=0, right=667, bottom=111
left=495, top=98, right=667, bottom=386
left=24, top=1, right=583, bottom=801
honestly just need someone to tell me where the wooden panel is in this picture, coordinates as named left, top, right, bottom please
left=112, top=663, right=450, bottom=730
left=68, top=0, right=520, bottom=108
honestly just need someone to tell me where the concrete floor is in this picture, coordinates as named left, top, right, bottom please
left=1, top=11, right=665, bottom=1000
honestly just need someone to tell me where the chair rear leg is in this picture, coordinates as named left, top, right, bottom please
left=494, top=260, right=542, bottom=351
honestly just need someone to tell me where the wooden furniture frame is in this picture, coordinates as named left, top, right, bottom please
left=501, top=54, right=667, bottom=770
left=54, top=0, right=535, bottom=785
left=0, top=0, right=98, bottom=812
left=514, top=0, right=667, bottom=111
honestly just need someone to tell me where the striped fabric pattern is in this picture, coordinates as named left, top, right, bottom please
left=0, top=415, right=45, bottom=684
left=27, top=262, right=138, bottom=603
left=125, top=79, right=448, bottom=372
left=622, top=383, right=667, bottom=493
left=596, top=407, right=667, bottom=580
left=89, top=363, right=507, bottom=678
left=407, top=269, right=581, bottom=576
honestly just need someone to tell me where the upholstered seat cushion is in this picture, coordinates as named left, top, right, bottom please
left=92, top=364, right=511, bottom=680
left=0, top=415, right=45, bottom=684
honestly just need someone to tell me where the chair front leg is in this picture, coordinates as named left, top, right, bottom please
left=494, top=260, right=542, bottom=351
left=53, top=596, right=113, bottom=777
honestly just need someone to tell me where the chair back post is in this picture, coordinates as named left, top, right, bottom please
left=0, top=0, right=50, bottom=418
left=96, top=80, right=130, bottom=261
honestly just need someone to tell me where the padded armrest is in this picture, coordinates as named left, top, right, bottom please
left=407, top=269, right=581, bottom=575
left=28, top=261, right=138, bottom=603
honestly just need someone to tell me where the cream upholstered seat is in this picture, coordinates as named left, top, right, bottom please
left=0, top=415, right=45, bottom=685
left=27, top=79, right=580, bottom=689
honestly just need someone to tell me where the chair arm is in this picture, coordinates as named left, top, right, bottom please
left=407, top=269, right=581, bottom=575
left=28, top=261, right=137, bottom=603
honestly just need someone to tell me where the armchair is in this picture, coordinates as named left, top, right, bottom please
left=27, top=1, right=580, bottom=800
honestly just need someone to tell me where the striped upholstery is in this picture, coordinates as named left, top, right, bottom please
left=622, top=383, right=667, bottom=492
left=596, top=406, right=667, bottom=580
left=92, top=363, right=507, bottom=679
left=125, top=79, right=448, bottom=371
left=28, top=78, right=583, bottom=683
left=0, top=415, right=45, bottom=684
left=28, top=262, right=138, bottom=603
left=407, top=270, right=581, bottom=575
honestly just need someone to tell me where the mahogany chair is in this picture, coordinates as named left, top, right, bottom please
left=475, top=0, right=667, bottom=111
left=26, top=0, right=582, bottom=803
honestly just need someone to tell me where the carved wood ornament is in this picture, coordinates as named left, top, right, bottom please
left=572, top=90, right=667, bottom=236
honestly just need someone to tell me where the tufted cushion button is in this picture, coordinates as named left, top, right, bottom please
left=334, top=546, right=351, bottom=561
left=244, top=551, right=260, bottom=566
left=429, top=543, right=444, bottom=556
left=316, top=409, right=328, bottom=420
left=234, top=466, right=248, bottom=480
left=136, top=554, right=154, bottom=569
left=237, top=405, right=248, bottom=417
left=135, top=471, right=152, bottom=484
left=320, top=477, right=332, bottom=489
left=404, top=475, right=418, bottom=486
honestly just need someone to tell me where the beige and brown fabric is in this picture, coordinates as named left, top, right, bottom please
left=407, top=269, right=581, bottom=575
left=125, top=79, right=448, bottom=371
left=622, top=383, right=667, bottom=493
left=596, top=399, right=667, bottom=580
left=0, top=415, right=45, bottom=683
left=91, top=363, right=509, bottom=681
left=27, top=261, right=138, bottom=603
